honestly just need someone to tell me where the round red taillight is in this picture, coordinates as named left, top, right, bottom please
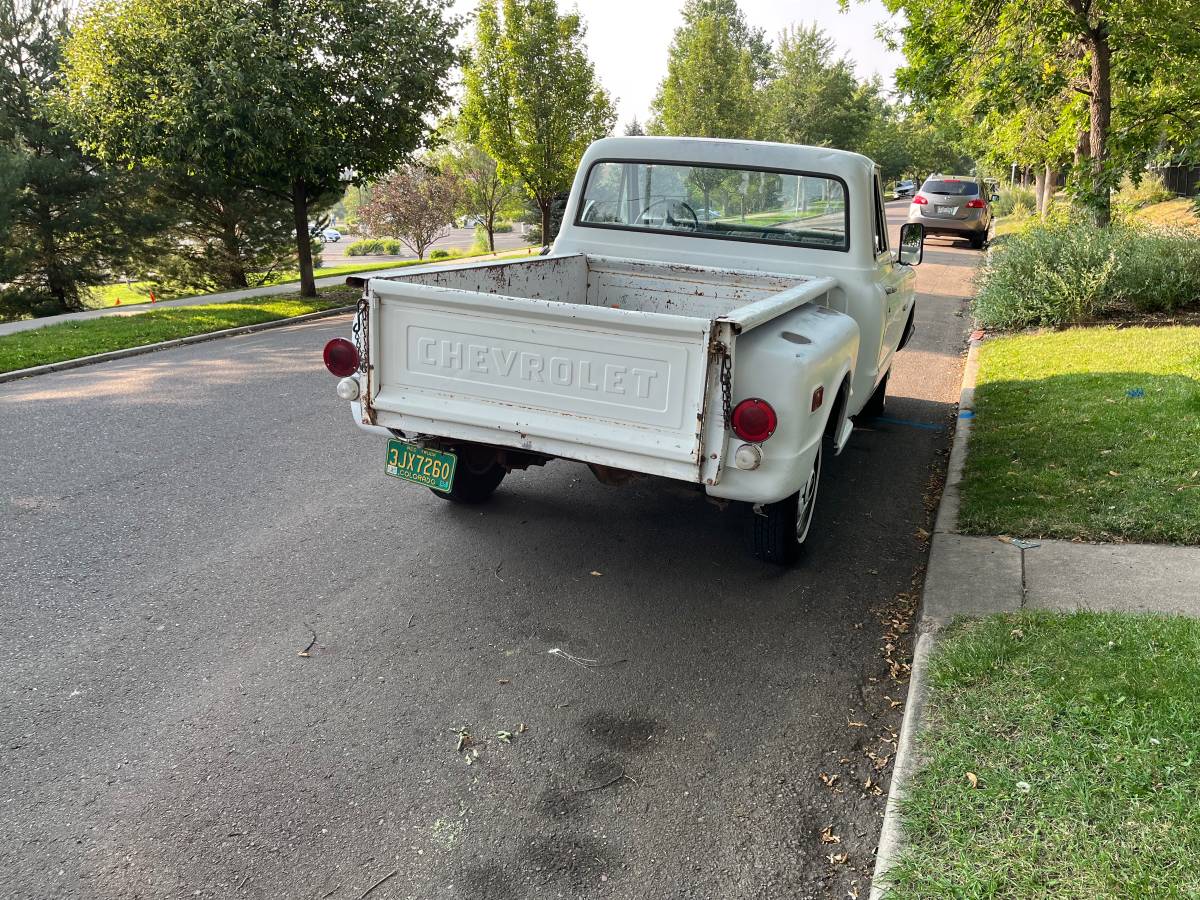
left=731, top=398, right=778, bottom=443
left=323, top=338, right=359, bottom=377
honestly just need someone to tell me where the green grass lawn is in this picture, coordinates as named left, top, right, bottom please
left=0, top=286, right=357, bottom=374
left=82, top=248, right=536, bottom=309
left=959, top=326, right=1200, bottom=544
left=883, top=611, right=1200, bottom=900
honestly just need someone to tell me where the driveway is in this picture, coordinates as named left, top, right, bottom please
left=0, top=202, right=980, bottom=899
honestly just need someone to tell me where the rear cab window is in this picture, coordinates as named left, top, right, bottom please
left=577, top=160, right=851, bottom=253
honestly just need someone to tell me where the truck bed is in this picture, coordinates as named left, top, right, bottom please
left=362, top=254, right=834, bottom=483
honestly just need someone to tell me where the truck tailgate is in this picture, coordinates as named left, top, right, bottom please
left=367, top=279, right=715, bottom=481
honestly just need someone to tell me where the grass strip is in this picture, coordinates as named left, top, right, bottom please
left=884, top=611, right=1200, bottom=899
left=959, top=326, right=1200, bottom=544
left=0, top=287, right=356, bottom=374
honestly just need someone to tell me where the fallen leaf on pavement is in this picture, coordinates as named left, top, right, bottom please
left=819, top=825, right=841, bottom=844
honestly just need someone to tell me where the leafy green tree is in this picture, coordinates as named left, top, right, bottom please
left=678, top=0, right=771, bottom=83
left=882, top=0, right=1200, bottom=226
left=760, top=25, right=874, bottom=151
left=64, top=0, right=459, bottom=296
left=649, top=4, right=757, bottom=139
left=0, top=0, right=154, bottom=319
left=462, top=0, right=615, bottom=246
left=623, top=117, right=646, bottom=137
left=441, top=140, right=522, bottom=252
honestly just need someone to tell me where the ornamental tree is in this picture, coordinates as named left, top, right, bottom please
left=360, top=163, right=461, bottom=260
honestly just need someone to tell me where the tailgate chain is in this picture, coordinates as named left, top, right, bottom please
left=720, top=347, right=732, bottom=428
left=352, top=293, right=370, bottom=375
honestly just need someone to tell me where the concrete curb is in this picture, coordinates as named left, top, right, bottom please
left=0, top=305, right=354, bottom=385
left=871, top=330, right=983, bottom=897
left=933, top=335, right=982, bottom=535
left=869, top=631, right=936, bottom=900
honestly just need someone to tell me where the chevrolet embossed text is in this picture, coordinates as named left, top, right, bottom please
left=410, top=333, right=668, bottom=407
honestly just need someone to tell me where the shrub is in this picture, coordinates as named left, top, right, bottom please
left=974, top=220, right=1200, bottom=328
left=429, top=249, right=450, bottom=259
left=992, top=186, right=1036, bottom=217
left=1114, top=172, right=1174, bottom=213
left=493, top=221, right=514, bottom=233
left=346, top=237, right=402, bottom=256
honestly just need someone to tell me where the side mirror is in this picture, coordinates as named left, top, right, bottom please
left=898, top=222, right=925, bottom=266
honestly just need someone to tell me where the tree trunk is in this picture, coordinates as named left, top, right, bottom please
left=1088, top=28, right=1112, bottom=227
left=539, top=200, right=551, bottom=248
left=1043, top=163, right=1055, bottom=216
left=219, top=211, right=249, bottom=288
left=485, top=212, right=496, bottom=252
left=291, top=179, right=316, bottom=297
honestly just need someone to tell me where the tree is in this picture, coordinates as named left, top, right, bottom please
left=882, top=0, right=1200, bottom=226
left=64, top=0, right=459, bottom=296
left=141, top=179, right=300, bottom=291
left=623, top=117, right=645, bottom=136
left=0, top=0, right=153, bottom=319
left=462, top=0, right=615, bottom=246
left=441, top=141, right=522, bottom=252
left=760, top=25, right=875, bottom=151
left=649, top=3, right=757, bottom=139
left=360, top=163, right=461, bottom=260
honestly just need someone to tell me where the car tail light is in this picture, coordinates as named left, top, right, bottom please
left=323, top=338, right=359, bottom=377
left=731, top=398, right=778, bottom=443
left=912, top=195, right=928, bottom=205
left=966, top=198, right=986, bottom=208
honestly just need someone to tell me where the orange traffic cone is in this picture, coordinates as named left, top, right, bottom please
left=149, top=290, right=157, bottom=304
left=114, top=298, right=121, bottom=306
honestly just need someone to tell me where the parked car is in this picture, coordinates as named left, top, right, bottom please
left=894, top=180, right=916, bottom=198
left=906, top=174, right=995, bottom=249
left=324, top=137, right=926, bottom=564
left=320, top=228, right=342, bottom=243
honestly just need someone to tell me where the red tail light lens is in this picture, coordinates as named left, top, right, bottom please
left=912, top=195, right=928, bottom=205
left=966, top=198, right=986, bottom=208
left=731, top=398, right=778, bottom=443
left=323, top=338, right=359, bottom=377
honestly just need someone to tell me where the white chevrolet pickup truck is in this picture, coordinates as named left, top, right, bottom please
left=324, top=137, right=926, bottom=563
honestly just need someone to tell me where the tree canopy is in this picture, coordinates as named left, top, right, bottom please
left=0, top=0, right=153, bottom=318
left=883, top=0, right=1200, bottom=224
left=64, top=0, right=460, bottom=293
left=462, top=0, right=615, bottom=245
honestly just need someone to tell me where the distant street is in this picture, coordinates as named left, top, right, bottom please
left=0, top=201, right=982, bottom=899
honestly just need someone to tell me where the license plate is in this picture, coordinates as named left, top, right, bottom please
left=937, top=205, right=959, bottom=215
left=385, top=439, right=457, bottom=492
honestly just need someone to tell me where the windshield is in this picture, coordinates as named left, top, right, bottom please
left=577, top=161, right=849, bottom=252
left=921, top=179, right=979, bottom=196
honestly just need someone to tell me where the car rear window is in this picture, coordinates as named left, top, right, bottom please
left=922, top=179, right=979, bottom=196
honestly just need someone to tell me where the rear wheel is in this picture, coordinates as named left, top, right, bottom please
left=859, top=371, right=889, bottom=419
left=969, top=232, right=986, bottom=250
left=750, top=442, right=823, bottom=565
left=433, top=456, right=506, bottom=504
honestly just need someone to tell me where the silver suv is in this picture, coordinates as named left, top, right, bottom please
left=906, top=175, right=994, bottom=250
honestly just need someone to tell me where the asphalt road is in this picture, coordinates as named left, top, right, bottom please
left=0, top=201, right=979, bottom=899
